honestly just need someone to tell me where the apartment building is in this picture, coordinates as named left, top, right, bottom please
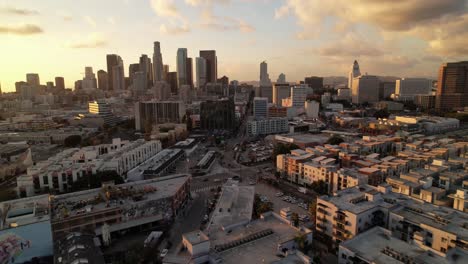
left=317, top=184, right=468, bottom=255
left=17, top=139, right=162, bottom=196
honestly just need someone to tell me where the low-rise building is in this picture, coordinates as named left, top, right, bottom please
left=51, top=174, right=191, bottom=240
left=247, top=118, right=288, bottom=137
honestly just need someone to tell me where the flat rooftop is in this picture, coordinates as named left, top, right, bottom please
left=207, top=182, right=255, bottom=232
left=213, top=214, right=309, bottom=264
left=340, top=227, right=467, bottom=264
left=51, top=174, right=190, bottom=221
left=0, top=194, right=50, bottom=230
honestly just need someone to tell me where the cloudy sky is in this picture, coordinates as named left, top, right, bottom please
left=1, top=0, right=467, bottom=91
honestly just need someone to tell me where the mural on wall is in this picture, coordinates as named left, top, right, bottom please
left=0, top=221, right=52, bottom=264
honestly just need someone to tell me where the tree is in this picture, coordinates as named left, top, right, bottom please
left=373, top=109, right=390, bottom=119
left=310, top=180, right=328, bottom=195
left=326, top=135, right=344, bottom=145
left=64, top=135, right=82, bottom=147
left=291, top=212, right=299, bottom=227
left=272, top=143, right=300, bottom=160
left=294, top=233, right=308, bottom=251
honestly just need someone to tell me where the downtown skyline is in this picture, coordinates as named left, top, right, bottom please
left=1, top=0, right=468, bottom=91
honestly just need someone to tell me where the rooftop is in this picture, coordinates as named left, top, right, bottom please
left=51, top=174, right=190, bottom=221
left=0, top=194, right=50, bottom=230
left=340, top=227, right=467, bottom=264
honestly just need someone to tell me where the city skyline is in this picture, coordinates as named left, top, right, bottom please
left=1, top=0, right=468, bottom=91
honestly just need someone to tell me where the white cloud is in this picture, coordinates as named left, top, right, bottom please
left=160, top=24, right=190, bottom=35
left=199, top=8, right=255, bottom=33
left=185, top=0, right=230, bottom=6
left=84, top=16, right=96, bottom=27
left=276, top=0, right=468, bottom=57
left=68, top=33, right=107, bottom=48
left=0, top=24, right=43, bottom=35
left=150, top=0, right=182, bottom=18
left=274, top=5, right=289, bottom=19
left=107, top=17, right=116, bottom=25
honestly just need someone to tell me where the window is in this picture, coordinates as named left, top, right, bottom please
left=341, top=254, right=347, bottom=259
left=43, top=176, right=49, bottom=185
left=427, top=232, right=433, bottom=238
left=441, top=237, right=447, bottom=243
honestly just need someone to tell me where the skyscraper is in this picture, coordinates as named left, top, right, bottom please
left=177, top=48, right=188, bottom=88
left=128, top=63, right=140, bottom=83
left=97, top=70, right=108, bottom=90
left=167, top=72, right=178, bottom=94
left=139, top=54, right=151, bottom=89
left=163, top=65, right=169, bottom=81
left=351, top=75, right=380, bottom=104
left=152, top=41, right=164, bottom=83
left=196, top=57, right=207, bottom=88
left=55, top=77, right=65, bottom=90
left=277, top=73, right=286, bottom=84
left=199, top=50, right=217, bottom=83
left=304, top=76, right=323, bottom=90
left=348, top=60, right=361, bottom=89
left=111, top=58, right=125, bottom=91
left=259, top=61, right=271, bottom=87
left=106, top=54, right=123, bottom=91
left=273, top=83, right=290, bottom=106
left=253, top=97, right=268, bottom=119
left=436, top=61, right=468, bottom=110
left=186, top=57, right=194, bottom=88
left=82, top=67, right=97, bottom=89
left=26, top=73, right=40, bottom=86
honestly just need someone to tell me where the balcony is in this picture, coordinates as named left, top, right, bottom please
left=333, top=217, right=349, bottom=225
left=317, top=216, right=328, bottom=223
left=333, top=224, right=347, bottom=232
left=317, top=208, right=328, bottom=215
left=333, top=231, right=347, bottom=240
left=316, top=224, right=327, bottom=231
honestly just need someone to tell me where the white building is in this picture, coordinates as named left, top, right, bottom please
left=17, top=139, right=162, bottom=196
left=352, top=75, right=380, bottom=104
left=395, top=116, right=459, bottom=134
left=393, top=78, right=432, bottom=101
left=253, top=97, right=268, bottom=120
left=348, top=60, right=361, bottom=89
left=88, top=100, right=118, bottom=126
left=247, top=118, right=288, bottom=137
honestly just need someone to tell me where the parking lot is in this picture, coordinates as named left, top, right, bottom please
left=255, top=182, right=309, bottom=218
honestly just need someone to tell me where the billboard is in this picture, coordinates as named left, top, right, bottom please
left=0, top=221, right=53, bottom=264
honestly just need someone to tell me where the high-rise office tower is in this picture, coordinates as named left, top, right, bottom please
left=26, top=73, right=40, bottom=86
left=348, top=60, right=361, bottom=89
left=259, top=61, right=271, bottom=87
left=253, top=97, right=268, bottom=120
left=436, top=61, right=468, bottom=110
left=97, top=70, right=108, bottom=90
left=177, top=48, right=188, bottom=88
left=82, top=67, right=97, bottom=89
left=186, top=57, right=194, bottom=88
left=129, top=63, right=140, bottom=83
left=196, top=57, right=207, bottom=88
left=106, top=54, right=123, bottom=91
left=153, top=41, right=164, bottom=83
left=139, top=54, right=151, bottom=89
left=167, top=72, right=178, bottom=94
left=55, top=77, right=65, bottom=90
left=305, top=76, right=324, bottom=90
left=112, top=59, right=125, bottom=91
left=163, top=65, right=169, bottom=81
left=277, top=73, right=286, bottom=84
left=199, top=50, right=217, bottom=83
left=351, top=75, right=380, bottom=104
left=273, top=83, right=290, bottom=106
